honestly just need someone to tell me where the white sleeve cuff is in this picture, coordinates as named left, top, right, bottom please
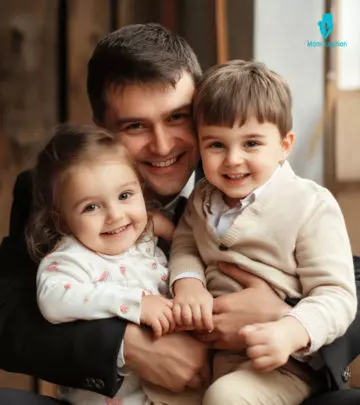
left=283, top=312, right=314, bottom=357
left=117, top=340, right=132, bottom=376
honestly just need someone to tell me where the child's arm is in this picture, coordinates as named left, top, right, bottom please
left=286, top=191, right=357, bottom=354
left=150, top=211, right=175, bottom=241
left=173, top=277, right=213, bottom=332
left=37, top=252, right=144, bottom=325
left=169, top=189, right=212, bottom=331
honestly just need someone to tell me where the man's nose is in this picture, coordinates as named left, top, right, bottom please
left=150, top=125, right=174, bottom=156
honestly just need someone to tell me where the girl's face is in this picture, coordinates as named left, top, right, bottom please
left=59, top=151, right=148, bottom=256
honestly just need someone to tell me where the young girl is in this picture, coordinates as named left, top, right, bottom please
left=26, top=124, right=196, bottom=405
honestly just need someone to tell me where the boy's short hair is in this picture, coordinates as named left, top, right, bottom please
left=87, top=23, right=202, bottom=123
left=193, top=60, right=292, bottom=137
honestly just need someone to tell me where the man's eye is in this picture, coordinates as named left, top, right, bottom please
left=83, top=204, right=100, bottom=213
left=209, top=141, right=224, bottom=148
left=119, top=192, right=132, bottom=200
left=168, top=113, right=189, bottom=122
left=124, top=122, right=145, bottom=131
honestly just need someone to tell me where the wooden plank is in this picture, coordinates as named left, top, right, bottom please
left=335, top=91, right=360, bottom=182
left=67, top=0, right=110, bottom=123
left=0, top=0, right=58, bottom=242
left=0, top=0, right=58, bottom=391
left=215, top=0, right=228, bottom=63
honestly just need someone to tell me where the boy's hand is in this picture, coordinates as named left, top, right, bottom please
left=141, top=295, right=175, bottom=338
left=173, top=278, right=213, bottom=332
left=240, top=317, right=310, bottom=372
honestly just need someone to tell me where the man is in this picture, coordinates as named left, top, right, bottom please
left=0, top=23, right=359, bottom=405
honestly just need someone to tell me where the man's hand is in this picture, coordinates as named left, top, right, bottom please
left=241, top=317, right=310, bottom=372
left=141, top=295, right=175, bottom=338
left=123, top=324, right=209, bottom=392
left=195, top=262, right=291, bottom=350
left=173, top=278, right=213, bottom=331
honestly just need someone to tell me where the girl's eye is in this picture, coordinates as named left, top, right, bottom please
left=119, top=192, right=132, bottom=200
left=83, top=204, right=99, bottom=213
left=209, top=141, right=224, bottom=148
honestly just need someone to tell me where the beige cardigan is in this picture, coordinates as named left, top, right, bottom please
left=169, top=162, right=356, bottom=352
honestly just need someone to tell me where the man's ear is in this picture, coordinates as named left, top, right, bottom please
left=281, top=131, right=295, bottom=158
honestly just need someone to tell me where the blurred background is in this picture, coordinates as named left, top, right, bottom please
left=0, top=0, right=359, bottom=396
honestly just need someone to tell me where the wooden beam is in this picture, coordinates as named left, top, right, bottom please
left=215, top=0, right=228, bottom=63
left=67, top=0, right=110, bottom=123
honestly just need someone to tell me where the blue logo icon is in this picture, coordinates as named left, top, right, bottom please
left=318, top=13, right=333, bottom=39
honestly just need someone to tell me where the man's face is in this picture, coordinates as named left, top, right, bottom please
left=102, top=73, right=199, bottom=203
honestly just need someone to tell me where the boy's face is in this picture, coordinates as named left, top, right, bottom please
left=102, top=72, right=199, bottom=204
left=199, top=116, right=294, bottom=206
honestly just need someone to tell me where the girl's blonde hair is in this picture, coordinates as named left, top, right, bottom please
left=26, top=124, right=140, bottom=262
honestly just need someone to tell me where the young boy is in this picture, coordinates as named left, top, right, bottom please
left=169, top=60, right=357, bottom=405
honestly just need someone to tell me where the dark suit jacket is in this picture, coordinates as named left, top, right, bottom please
left=0, top=169, right=359, bottom=398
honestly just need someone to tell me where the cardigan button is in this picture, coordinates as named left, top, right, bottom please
left=341, top=366, right=351, bottom=383
left=219, top=244, right=228, bottom=251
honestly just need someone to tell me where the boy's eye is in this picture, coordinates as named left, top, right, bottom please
left=245, top=140, right=260, bottom=148
left=119, top=192, right=132, bottom=200
left=209, top=141, right=225, bottom=148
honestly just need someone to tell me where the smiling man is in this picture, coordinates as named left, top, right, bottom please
left=0, top=23, right=359, bottom=405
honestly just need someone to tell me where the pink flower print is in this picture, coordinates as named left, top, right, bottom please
left=83, top=297, right=89, bottom=303
left=98, top=271, right=110, bottom=282
left=64, top=283, right=71, bottom=290
left=105, top=398, right=123, bottom=405
left=47, top=261, right=58, bottom=271
left=161, top=273, right=168, bottom=282
left=146, top=247, right=151, bottom=254
left=152, top=262, right=158, bottom=270
left=120, top=265, right=126, bottom=276
left=120, top=304, right=128, bottom=314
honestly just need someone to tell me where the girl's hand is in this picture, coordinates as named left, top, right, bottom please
left=141, top=295, right=175, bottom=338
left=173, top=278, right=214, bottom=332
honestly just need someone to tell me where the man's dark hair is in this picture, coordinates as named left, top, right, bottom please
left=87, top=23, right=202, bottom=123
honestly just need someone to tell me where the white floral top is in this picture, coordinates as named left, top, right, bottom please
left=37, top=235, right=169, bottom=326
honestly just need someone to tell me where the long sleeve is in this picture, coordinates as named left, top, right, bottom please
left=37, top=250, right=143, bottom=325
left=288, top=190, right=357, bottom=352
left=169, top=190, right=207, bottom=288
left=0, top=171, right=125, bottom=396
